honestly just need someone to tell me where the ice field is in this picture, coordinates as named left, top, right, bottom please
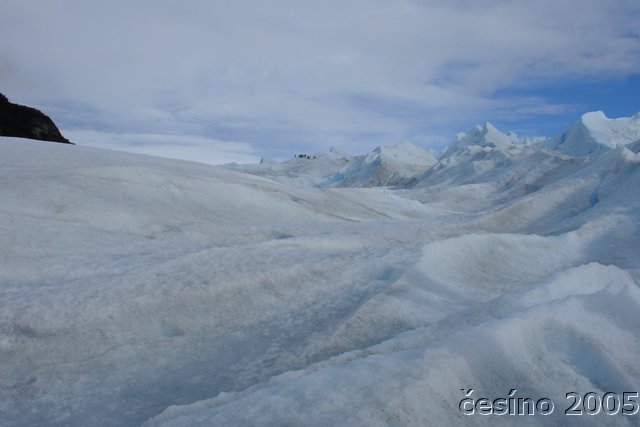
left=1, top=111, right=640, bottom=426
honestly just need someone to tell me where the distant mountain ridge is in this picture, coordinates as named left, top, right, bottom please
left=326, top=141, right=438, bottom=187
left=226, top=111, right=640, bottom=191
left=0, top=92, right=71, bottom=144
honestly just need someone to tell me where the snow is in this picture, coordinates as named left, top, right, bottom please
left=225, top=141, right=438, bottom=188
left=145, top=263, right=640, bottom=427
left=1, top=111, right=639, bottom=427
left=446, top=122, right=521, bottom=157
left=225, top=149, right=356, bottom=187
left=327, top=141, right=438, bottom=187
left=550, top=111, right=640, bottom=156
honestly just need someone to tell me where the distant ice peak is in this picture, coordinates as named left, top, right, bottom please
left=448, top=122, right=520, bottom=157
left=552, top=111, right=640, bottom=157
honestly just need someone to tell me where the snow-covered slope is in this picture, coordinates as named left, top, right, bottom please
left=405, top=123, right=541, bottom=212
left=145, top=136, right=640, bottom=427
left=328, top=141, right=438, bottom=187
left=225, top=147, right=355, bottom=187
left=549, top=111, right=640, bottom=156
left=1, top=110, right=640, bottom=427
left=0, top=138, right=435, bottom=427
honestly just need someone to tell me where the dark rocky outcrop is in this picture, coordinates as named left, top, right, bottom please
left=0, top=92, right=72, bottom=144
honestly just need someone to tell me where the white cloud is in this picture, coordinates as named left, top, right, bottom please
left=2, top=0, right=639, bottom=157
left=66, top=130, right=260, bottom=165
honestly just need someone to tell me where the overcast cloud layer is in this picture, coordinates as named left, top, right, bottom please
left=2, top=0, right=640, bottom=163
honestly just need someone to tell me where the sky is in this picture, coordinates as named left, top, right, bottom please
left=1, top=0, right=639, bottom=164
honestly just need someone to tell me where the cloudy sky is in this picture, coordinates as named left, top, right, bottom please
left=2, top=0, right=639, bottom=164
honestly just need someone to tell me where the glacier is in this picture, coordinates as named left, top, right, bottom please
left=1, top=111, right=639, bottom=427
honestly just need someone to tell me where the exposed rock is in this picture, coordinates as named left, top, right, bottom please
left=0, top=92, right=72, bottom=144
